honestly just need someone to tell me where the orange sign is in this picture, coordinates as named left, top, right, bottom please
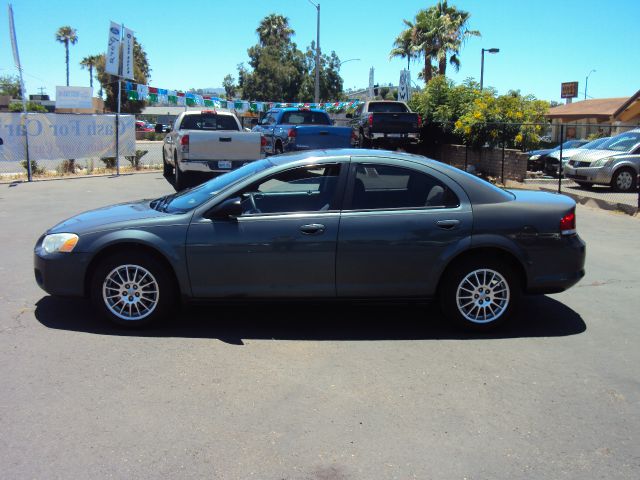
left=561, top=82, right=578, bottom=99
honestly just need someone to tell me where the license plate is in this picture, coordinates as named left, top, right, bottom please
left=218, top=160, right=232, bottom=169
left=387, top=133, right=402, bottom=138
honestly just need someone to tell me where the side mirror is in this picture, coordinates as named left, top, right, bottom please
left=345, top=113, right=353, bottom=119
left=205, top=196, right=242, bottom=220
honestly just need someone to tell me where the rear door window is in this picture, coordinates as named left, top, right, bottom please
left=280, top=110, right=330, bottom=125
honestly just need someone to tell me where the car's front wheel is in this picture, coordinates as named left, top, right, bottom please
left=90, top=251, right=177, bottom=327
left=439, top=257, right=520, bottom=331
left=611, top=167, right=637, bottom=192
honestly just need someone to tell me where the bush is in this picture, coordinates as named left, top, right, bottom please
left=101, top=157, right=117, bottom=169
left=20, top=159, right=45, bottom=175
left=126, top=150, right=148, bottom=170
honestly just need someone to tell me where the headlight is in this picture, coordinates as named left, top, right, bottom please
left=529, top=154, right=540, bottom=160
left=42, top=233, right=79, bottom=254
left=591, top=157, right=615, bottom=168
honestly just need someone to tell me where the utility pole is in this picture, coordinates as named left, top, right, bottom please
left=308, top=1, right=321, bottom=104
left=585, top=69, right=596, bottom=100
left=480, top=48, right=500, bottom=91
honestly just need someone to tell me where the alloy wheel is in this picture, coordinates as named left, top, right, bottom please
left=455, top=268, right=510, bottom=324
left=102, top=264, right=159, bottom=321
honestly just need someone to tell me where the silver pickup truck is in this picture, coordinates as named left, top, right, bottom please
left=162, top=110, right=264, bottom=190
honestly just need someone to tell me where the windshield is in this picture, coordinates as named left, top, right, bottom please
left=582, top=137, right=610, bottom=149
left=156, top=160, right=273, bottom=213
left=598, top=131, right=640, bottom=152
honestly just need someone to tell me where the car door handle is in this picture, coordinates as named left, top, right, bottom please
left=436, top=219, right=460, bottom=230
left=318, top=130, right=329, bottom=135
left=219, top=137, right=232, bottom=142
left=299, top=224, right=325, bottom=235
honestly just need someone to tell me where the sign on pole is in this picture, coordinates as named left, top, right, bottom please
left=398, top=70, right=411, bottom=102
left=55, top=86, right=93, bottom=109
left=122, top=27, right=135, bottom=80
left=368, top=67, right=375, bottom=99
left=561, top=82, right=578, bottom=99
left=105, top=21, right=121, bottom=75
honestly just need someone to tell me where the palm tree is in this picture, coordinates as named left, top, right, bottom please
left=256, top=14, right=294, bottom=46
left=432, top=1, right=480, bottom=76
left=79, top=55, right=99, bottom=89
left=55, top=26, right=78, bottom=86
left=411, top=8, right=440, bottom=83
left=389, top=20, right=415, bottom=70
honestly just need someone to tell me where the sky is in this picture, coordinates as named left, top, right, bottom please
left=1, top=0, right=639, bottom=103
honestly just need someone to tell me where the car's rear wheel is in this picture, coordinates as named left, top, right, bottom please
left=440, top=257, right=520, bottom=331
left=90, top=251, right=176, bottom=328
left=611, top=167, right=636, bottom=192
left=274, top=141, right=283, bottom=155
left=174, top=153, right=189, bottom=191
left=359, top=131, right=370, bottom=149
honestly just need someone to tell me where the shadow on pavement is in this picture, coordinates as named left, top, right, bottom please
left=35, top=294, right=586, bottom=345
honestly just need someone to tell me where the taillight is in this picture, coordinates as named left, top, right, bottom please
left=351, top=130, right=358, bottom=142
left=288, top=128, right=297, bottom=138
left=180, top=134, right=189, bottom=153
left=260, top=135, right=267, bottom=147
left=368, top=114, right=373, bottom=127
left=417, top=115, right=422, bottom=129
left=560, top=210, right=576, bottom=235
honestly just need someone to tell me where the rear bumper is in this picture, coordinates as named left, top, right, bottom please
left=34, top=250, right=91, bottom=297
left=370, top=133, right=419, bottom=145
left=179, top=158, right=264, bottom=174
left=525, top=234, right=586, bottom=294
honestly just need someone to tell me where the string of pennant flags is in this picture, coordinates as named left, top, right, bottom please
left=124, top=82, right=361, bottom=114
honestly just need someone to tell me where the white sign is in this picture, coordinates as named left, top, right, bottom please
left=122, top=27, right=135, bottom=80
left=368, top=67, right=375, bottom=99
left=105, top=21, right=121, bottom=76
left=398, top=70, right=411, bottom=102
left=56, top=86, right=93, bottom=109
left=0, top=113, right=135, bottom=162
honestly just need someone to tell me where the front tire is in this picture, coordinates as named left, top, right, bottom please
left=90, top=251, right=177, bottom=328
left=611, top=167, right=636, bottom=192
left=439, top=257, right=520, bottom=331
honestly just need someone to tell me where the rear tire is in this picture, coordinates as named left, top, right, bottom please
left=274, top=142, right=283, bottom=155
left=162, top=150, right=172, bottom=177
left=439, top=257, right=521, bottom=331
left=174, top=154, right=188, bottom=191
left=611, top=167, right=636, bottom=192
left=90, top=251, right=177, bottom=328
left=359, top=131, right=371, bottom=149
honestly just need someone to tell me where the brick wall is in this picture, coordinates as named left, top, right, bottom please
left=435, top=144, right=528, bottom=183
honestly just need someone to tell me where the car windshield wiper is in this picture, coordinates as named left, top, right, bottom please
left=151, top=193, right=177, bottom=212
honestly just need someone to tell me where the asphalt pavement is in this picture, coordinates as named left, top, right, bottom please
left=1, top=173, right=639, bottom=479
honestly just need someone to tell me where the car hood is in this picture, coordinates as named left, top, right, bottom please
left=568, top=149, right=620, bottom=164
left=528, top=149, right=552, bottom=156
left=547, top=147, right=583, bottom=160
left=48, top=199, right=174, bottom=234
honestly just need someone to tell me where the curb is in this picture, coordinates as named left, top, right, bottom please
left=539, top=187, right=638, bottom=217
left=0, top=169, right=162, bottom=185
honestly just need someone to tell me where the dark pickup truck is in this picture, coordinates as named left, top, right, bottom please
left=349, top=101, right=421, bottom=149
left=253, top=108, right=353, bottom=154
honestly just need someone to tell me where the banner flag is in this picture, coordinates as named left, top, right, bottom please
left=122, top=27, right=135, bottom=80
left=105, top=22, right=121, bottom=76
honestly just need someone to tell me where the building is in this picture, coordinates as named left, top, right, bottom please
left=546, top=90, right=640, bottom=140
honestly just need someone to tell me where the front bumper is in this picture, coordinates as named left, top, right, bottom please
left=34, top=250, right=91, bottom=297
left=564, top=165, right=612, bottom=184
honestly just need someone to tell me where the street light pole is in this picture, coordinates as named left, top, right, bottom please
left=585, top=69, right=596, bottom=100
left=308, top=0, right=321, bottom=104
left=480, top=47, right=499, bottom=91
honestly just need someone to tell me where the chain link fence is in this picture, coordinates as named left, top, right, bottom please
left=0, top=112, right=163, bottom=181
left=407, top=121, right=640, bottom=213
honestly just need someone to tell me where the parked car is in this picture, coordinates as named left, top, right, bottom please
left=34, top=149, right=585, bottom=332
left=527, top=139, right=589, bottom=172
left=543, top=136, right=610, bottom=176
left=162, top=110, right=264, bottom=190
left=348, top=101, right=421, bottom=149
left=564, top=129, right=640, bottom=191
left=154, top=123, right=171, bottom=133
left=252, top=107, right=352, bottom=154
left=135, top=120, right=154, bottom=132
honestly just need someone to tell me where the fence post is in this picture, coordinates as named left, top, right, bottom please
left=464, top=144, right=468, bottom=171
left=501, top=124, right=505, bottom=185
left=22, top=112, right=32, bottom=182
left=558, top=124, right=564, bottom=194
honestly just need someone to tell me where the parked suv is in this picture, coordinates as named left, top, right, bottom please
left=564, top=129, right=640, bottom=191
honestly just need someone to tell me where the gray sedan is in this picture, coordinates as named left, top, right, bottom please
left=34, top=150, right=586, bottom=331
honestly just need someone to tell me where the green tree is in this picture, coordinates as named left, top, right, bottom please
left=95, top=36, right=151, bottom=113
left=79, top=54, right=100, bottom=89
left=9, top=101, right=47, bottom=112
left=0, top=75, right=22, bottom=98
left=55, top=26, right=78, bottom=87
left=389, top=20, right=416, bottom=71
left=298, top=43, right=343, bottom=102
left=222, top=74, right=237, bottom=99
left=257, top=14, right=294, bottom=46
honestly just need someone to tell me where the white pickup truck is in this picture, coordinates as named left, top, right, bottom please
left=162, top=110, right=264, bottom=190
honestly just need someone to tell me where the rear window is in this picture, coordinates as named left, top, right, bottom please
left=180, top=114, right=239, bottom=131
left=280, top=110, right=330, bottom=125
left=367, top=102, right=409, bottom=113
